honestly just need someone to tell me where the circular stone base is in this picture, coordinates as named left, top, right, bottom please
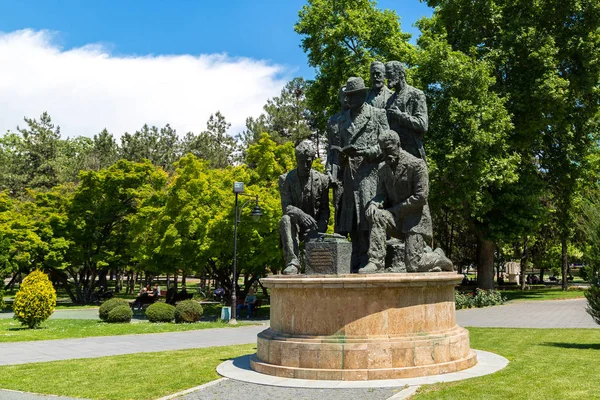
left=254, top=272, right=476, bottom=380
left=253, top=326, right=476, bottom=381
left=218, top=350, right=508, bottom=388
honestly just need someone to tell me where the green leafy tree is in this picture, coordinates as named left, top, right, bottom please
left=241, top=78, right=318, bottom=150
left=423, top=0, right=600, bottom=290
left=13, top=270, right=56, bottom=328
left=181, top=112, right=236, bottom=168
left=120, top=124, right=181, bottom=173
left=64, top=160, right=168, bottom=303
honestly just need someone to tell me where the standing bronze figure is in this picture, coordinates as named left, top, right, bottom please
left=385, top=61, right=428, bottom=160
left=335, top=77, right=389, bottom=271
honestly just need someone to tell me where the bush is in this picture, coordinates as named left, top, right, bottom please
left=455, top=289, right=505, bottom=310
left=13, top=270, right=56, bottom=328
left=106, top=305, right=133, bottom=323
left=455, top=292, right=473, bottom=310
left=99, top=298, right=130, bottom=321
left=472, top=288, right=505, bottom=307
left=146, top=302, right=176, bottom=323
left=175, top=300, right=203, bottom=323
left=585, top=285, right=600, bottom=325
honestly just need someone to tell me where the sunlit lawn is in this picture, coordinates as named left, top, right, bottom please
left=501, top=287, right=586, bottom=302
left=414, top=328, right=600, bottom=399
left=0, top=344, right=256, bottom=400
left=0, top=318, right=247, bottom=343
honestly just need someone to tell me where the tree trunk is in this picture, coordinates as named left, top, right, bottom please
left=182, top=275, right=187, bottom=286
left=520, top=240, right=528, bottom=290
left=477, top=236, right=495, bottom=290
left=539, top=268, right=545, bottom=283
left=4, top=273, right=20, bottom=291
left=561, top=237, right=568, bottom=291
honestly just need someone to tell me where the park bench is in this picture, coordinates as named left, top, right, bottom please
left=130, top=294, right=159, bottom=310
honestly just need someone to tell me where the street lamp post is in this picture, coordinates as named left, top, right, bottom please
left=231, top=181, right=263, bottom=324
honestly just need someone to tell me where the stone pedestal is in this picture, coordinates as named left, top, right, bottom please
left=305, top=237, right=352, bottom=275
left=251, top=272, right=477, bottom=381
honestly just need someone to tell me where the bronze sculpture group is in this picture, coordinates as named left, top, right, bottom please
left=279, top=61, right=452, bottom=275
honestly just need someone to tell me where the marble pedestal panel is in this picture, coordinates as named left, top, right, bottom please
left=251, top=272, right=477, bottom=381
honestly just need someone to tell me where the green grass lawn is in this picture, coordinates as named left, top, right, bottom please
left=414, top=328, right=600, bottom=399
left=501, top=287, right=586, bottom=302
left=0, top=344, right=256, bottom=400
left=0, top=318, right=247, bottom=343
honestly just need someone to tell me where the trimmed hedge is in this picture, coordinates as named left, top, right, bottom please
left=175, top=300, right=203, bottom=323
left=146, top=302, right=176, bottom=323
left=99, top=298, right=130, bottom=321
left=107, top=305, right=133, bottom=323
left=0, top=288, right=6, bottom=311
left=13, top=270, right=56, bottom=328
left=455, top=289, right=505, bottom=310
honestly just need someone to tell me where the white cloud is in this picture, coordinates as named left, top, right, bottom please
left=0, top=29, right=289, bottom=139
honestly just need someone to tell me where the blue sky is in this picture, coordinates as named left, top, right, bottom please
left=0, top=1, right=433, bottom=138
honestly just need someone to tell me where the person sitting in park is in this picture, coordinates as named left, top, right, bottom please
left=236, top=289, right=257, bottom=319
left=133, top=288, right=149, bottom=310
left=166, top=283, right=176, bottom=305
left=214, top=287, right=225, bottom=303
left=152, top=284, right=160, bottom=297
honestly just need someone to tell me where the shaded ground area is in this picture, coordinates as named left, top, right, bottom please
left=179, top=379, right=403, bottom=400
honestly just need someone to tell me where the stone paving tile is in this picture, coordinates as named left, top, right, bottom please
left=456, top=298, right=598, bottom=328
left=0, top=389, right=84, bottom=400
left=178, top=379, right=403, bottom=400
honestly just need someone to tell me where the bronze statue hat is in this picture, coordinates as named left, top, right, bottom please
left=343, top=77, right=369, bottom=94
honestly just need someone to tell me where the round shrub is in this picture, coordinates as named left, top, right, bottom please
left=106, top=305, right=133, bottom=323
left=146, top=302, right=176, bottom=323
left=13, top=270, right=56, bottom=328
left=0, top=288, right=6, bottom=311
left=99, top=298, right=130, bottom=321
left=175, top=300, right=203, bottom=323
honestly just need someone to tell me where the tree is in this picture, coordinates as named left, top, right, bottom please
left=0, top=132, right=29, bottom=196
left=60, top=160, right=168, bottom=304
left=241, top=78, right=318, bottom=150
left=120, top=124, right=181, bottom=172
left=413, top=31, right=524, bottom=289
left=295, top=0, right=414, bottom=131
left=17, top=112, right=62, bottom=190
left=423, top=0, right=600, bottom=290
left=181, top=112, right=236, bottom=169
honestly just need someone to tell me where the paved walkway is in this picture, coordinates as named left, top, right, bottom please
left=456, top=298, right=597, bottom=328
left=0, top=325, right=267, bottom=366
